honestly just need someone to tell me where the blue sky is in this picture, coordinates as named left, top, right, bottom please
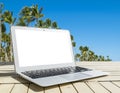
left=1, top=0, right=120, bottom=61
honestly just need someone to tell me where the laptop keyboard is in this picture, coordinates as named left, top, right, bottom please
left=22, top=66, right=92, bottom=79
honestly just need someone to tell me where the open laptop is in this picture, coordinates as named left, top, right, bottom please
left=11, top=26, right=108, bottom=87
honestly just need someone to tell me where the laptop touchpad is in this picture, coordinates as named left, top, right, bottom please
left=60, top=73, right=91, bottom=81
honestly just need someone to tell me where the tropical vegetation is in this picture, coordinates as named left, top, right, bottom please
left=0, top=3, right=111, bottom=62
left=0, top=4, right=58, bottom=62
left=75, top=46, right=111, bottom=61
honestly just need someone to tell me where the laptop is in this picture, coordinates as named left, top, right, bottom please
left=11, top=26, right=108, bottom=87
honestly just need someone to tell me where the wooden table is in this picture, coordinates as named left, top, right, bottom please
left=0, top=62, right=120, bottom=93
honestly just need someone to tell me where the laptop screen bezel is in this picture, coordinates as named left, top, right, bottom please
left=11, top=26, right=75, bottom=72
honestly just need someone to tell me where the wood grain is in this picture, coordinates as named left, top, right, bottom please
left=0, top=62, right=120, bottom=93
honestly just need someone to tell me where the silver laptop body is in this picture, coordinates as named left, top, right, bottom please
left=11, top=26, right=108, bottom=87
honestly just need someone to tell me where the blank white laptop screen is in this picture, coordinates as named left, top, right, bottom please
left=14, top=28, right=74, bottom=67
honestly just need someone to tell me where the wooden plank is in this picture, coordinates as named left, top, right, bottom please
left=0, top=70, right=14, bottom=73
left=0, top=62, right=120, bottom=93
left=0, top=62, right=13, bottom=65
left=45, top=86, right=60, bottom=93
left=1, top=62, right=120, bottom=71
left=60, top=83, right=77, bottom=93
left=86, top=81, right=110, bottom=93
left=87, top=76, right=120, bottom=81
left=76, top=64, right=120, bottom=68
left=0, top=84, right=14, bottom=93
left=100, top=82, right=120, bottom=93
left=11, top=84, right=28, bottom=93
left=0, top=65, right=14, bottom=70
left=112, top=82, right=120, bottom=87
left=0, top=62, right=120, bottom=70
left=28, top=84, right=44, bottom=93
left=76, top=62, right=120, bottom=66
left=3, top=69, right=118, bottom=77
left=1, top=63, right=120, bottom=71
left=107, top=71, right=120, bottom=75
left=73, top=82, right=93, bottom=93
left=0, top=76, right=29, bottom=83
left=0, top=72, right=16, bottom=77
left=75, top=65, right=120, bottom=71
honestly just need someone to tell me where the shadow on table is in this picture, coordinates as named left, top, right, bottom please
left=0, top=62, right=14, bottom=65
left=0, top=62, right=60, bottom=92
left=0, top=72, right=16, bottom=77
left=11, top=74, right=59, bottom=92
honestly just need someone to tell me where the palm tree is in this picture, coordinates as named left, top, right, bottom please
left=18, top=4, right=60, bottom=29
left=77, top=46, right=111, bottom=61
left=106, top=56, right=111, bottom=61
left=2, top=11, right=16, bottom=24
left=52, top=22, right=58, bottom=28
left=19, top=6, right=34, bottom=26
left=2, top=32, right=9, bottom=62
left=2, top=10, right=16, bottom=62
left=71, top=35, right=76, bottom=47
left=0, top=3, right=4, bottom=62
left=31, top=5, right=43, bottom=23
left=88, top=50, right=95, bottom=61
left=0, top=23, right=6, bottom=61
left=6, top=33, right=11, bottom=61
left=36, top=20, right=44, bottom=27
left=19, top=5, right=44, bottom=26
left=75, top=53, right=80, bottom=61
left=45, top=18, right=51, bottom=28
left=79, top=46, right=88, bottom=61
left=36, top=19, right=59, bottom=29
left=16, top=18, right=26, bottom=26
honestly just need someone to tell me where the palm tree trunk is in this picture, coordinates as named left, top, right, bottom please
left=0, top=16, right=2, bottom=62
left=4, top=43, right=9, bottom=62
left=10, top=25, right=13, bottom=62
left=2, top=47, right=9, bottom=62
left=5, top=50, right=9, bottom=62
left=10, top=41, right=13, bottom=62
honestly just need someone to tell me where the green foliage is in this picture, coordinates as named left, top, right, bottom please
left=75, top=46, right=112, bottom=61
left=2, top=10, right=16, bottom=25
left=1, top=23, right=6, bottom=33
left=16, top=4, right=58, bottom=29
left=71, top=35, right=76, bottom=47
left=0, top=4, right=59, bottom=62
left=36, top=19, right=58, bottom=28
left=16, top=18, right=27, bottom=26
left=0, top=3, right=4, bottom=61
left=0, top=3, right=112, bottom=62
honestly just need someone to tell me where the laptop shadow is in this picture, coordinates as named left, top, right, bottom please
left=0, top=72, right=16, bottom=77
left=0, top=72, right=43, bottom=92
left=11, top=74, right=59, bottom=92
left=0, top=65, right=51, bottom=92
left=11, top=76, right=45, bottom=92
left=11, top=75, right=60, bottom=92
